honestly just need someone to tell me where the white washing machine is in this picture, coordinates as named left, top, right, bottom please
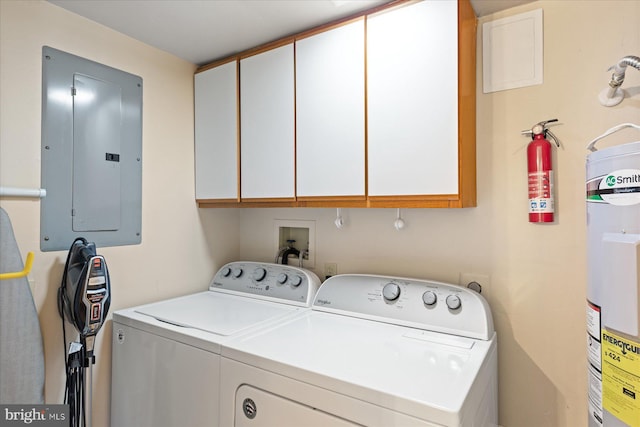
left=220, top=274, right=498, bottom=427
left=110, top=261, right=320, bottom=427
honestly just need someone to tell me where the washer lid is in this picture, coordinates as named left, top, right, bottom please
left=135, top=292, right=301, bottom=336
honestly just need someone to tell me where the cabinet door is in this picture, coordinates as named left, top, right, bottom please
left=240, top=44, right=295, bottom=200
left=367, top=1, right=459, bottom=197
left=296, top=20, right=365, bottom=198
left=194, top=61, right=238, bottom=200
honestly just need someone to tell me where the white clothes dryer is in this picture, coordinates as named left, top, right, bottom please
left=220, top=274, right=498, bottom=427
left=110, top=261, right=320, bottom=427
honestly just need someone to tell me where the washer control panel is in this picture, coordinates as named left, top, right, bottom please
left=313, top=274, right=494, bottom=340
left=209, top=262, right=321, bottom=306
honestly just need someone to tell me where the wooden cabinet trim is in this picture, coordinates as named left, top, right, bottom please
left=457, top=0, right=477, bottom=208
left=295, top=16, right=364, bottom=42
left=198, top=197, right=465, bottom=209
left=239, top=37, right=296, bottom=61
left=235, top=59, right=241, bottom=202
left=196, top=56, right=237, bottom=74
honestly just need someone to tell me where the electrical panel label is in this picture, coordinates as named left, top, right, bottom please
left=587, top=169, right=640, bottom=206
left=602, top=328, right=640, bottom=426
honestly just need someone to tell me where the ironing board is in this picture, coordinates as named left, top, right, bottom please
left=0, top=207, right=45, bottom=403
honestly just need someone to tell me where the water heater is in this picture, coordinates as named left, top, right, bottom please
left=586, top=135, right=640, bottom=427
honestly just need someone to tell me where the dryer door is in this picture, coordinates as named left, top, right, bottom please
left=235, top=385, right=360, bottom=427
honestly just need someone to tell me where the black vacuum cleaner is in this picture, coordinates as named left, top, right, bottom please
left=58, top=238, right=111, bottom=427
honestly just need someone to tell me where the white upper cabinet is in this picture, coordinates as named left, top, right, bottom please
left=195, top=0, right=475, bottom=208
left=240, top=44, right=295, bottom=200
left=367, top=0, right=459, bottom=197
left=295, top=19, right=365, bottom=198
left=194, top=60, right=238, bottom=200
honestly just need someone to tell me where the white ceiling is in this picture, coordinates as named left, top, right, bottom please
left=48, top=0, right=533, bottom=66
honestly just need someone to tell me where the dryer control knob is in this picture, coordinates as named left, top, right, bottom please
left=290, top=275, right=303, bottom=287
left=422, top=290, right=437, bottom=306
left=221, top=267, right=232, bottom=277
left=382, top=282, right=401, bottom=301
left=277, top=273, right=288, bottom=284
left=446, top=294, right=462, bottom=310
left=252, top=267, right=267, bottom=282
left=232, top=268, right=243, bottom=278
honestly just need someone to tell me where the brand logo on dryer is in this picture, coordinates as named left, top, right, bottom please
left=242, top=398, right=257, bottom=419
left=316, top=299, right=332, bottom=306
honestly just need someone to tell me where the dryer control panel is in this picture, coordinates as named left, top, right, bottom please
left=209, top=262, right=321, bottom=307
left=313, top=274, right=494, bottom=340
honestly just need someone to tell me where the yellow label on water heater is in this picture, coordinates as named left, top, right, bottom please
left=602, top=328, right=640, bottom=426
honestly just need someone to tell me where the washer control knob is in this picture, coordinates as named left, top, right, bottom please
left=446, top=294, right=462, bottom=310
left=290, top=275, right=303, bottom=287
left=252, top=267, right=267, bottom=282
left=232, top=268, right=243, bottom=278
left=277, top=273, right=288, bottom=284
left=422, top=290, right=437, bottom=306
left=382, top=282, right=401, bottom=301
left=221, top=267, right=232, bottom=277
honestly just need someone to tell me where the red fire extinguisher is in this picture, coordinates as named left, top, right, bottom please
left=522, top=119, right=560, bottom=223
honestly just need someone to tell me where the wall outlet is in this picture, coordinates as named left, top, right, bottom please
left=459, top=273, right=490, bottom=299
left=324, top=263, right=338, bottom=279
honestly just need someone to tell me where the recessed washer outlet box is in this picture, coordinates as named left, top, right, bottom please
left=274, top=219, right=316, bottom=268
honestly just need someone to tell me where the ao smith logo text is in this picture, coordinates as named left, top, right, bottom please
left=606, top=173, right=640, bottom=186
left=602, top=333, right=640, bottom=355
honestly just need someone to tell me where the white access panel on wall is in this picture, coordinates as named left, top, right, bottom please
left=482, top=9, right=543, bottom=93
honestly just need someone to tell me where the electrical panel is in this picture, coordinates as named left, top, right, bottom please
left=41, top=47, right=142, bottom=251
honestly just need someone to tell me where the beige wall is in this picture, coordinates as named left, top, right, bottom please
left=237, top=1, right=640, bottom=426
left=0, top=1, right=239, bottom=425
left=1, top=0, right=639, bottom=426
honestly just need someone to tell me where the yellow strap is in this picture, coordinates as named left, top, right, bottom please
left=0, top=252, right=34, bottom=280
